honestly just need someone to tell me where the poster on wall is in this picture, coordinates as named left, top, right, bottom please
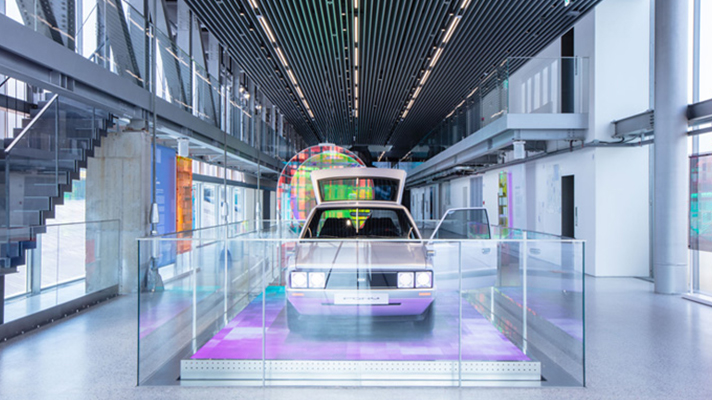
left=498, top=171, right=512, bottom=227
left=691, top=154, right=712, bottom=252
left=176, top=156, right=193, bottom=254
left=153, top=145, right=177, bottom=266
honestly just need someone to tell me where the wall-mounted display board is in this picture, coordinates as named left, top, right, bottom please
left=176, top=156, right=193, bottom=254
left=153, top=145, right=177, bottom=266
left=498, top=171, right=512, bottom=227
left=691, top=154, right=712, bottom=252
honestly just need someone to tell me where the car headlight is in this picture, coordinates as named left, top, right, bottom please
left=290, top=272, right=307, bottom=288
left=397, top=272, right=414, bottom=288
left=308, top=272, right=326, bottom=288
left=415, top=271, right=433, bottom=288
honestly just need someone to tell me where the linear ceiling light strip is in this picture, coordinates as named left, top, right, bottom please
left=399, top=0, right=472, bottom=121
left=249, top=0, right=315, bottom=122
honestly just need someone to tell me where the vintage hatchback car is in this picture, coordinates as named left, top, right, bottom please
left=285, top=168, right=435, bottom=332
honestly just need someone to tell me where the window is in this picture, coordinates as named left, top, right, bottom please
left=306, top=208, right=417, bottom=239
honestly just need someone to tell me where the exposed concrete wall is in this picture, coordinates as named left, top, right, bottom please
left=87, top=130, right=152, bottom=293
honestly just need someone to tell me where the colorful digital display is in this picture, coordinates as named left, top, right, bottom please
left=176, top=156, right=192, bottom=254
left=153, top=145, right=177, bottom=266
left=691, top=154, right=712, bottom=252
left=277, top=144, right=364, bottom=225
left=498, top=171, right=512, bottom=227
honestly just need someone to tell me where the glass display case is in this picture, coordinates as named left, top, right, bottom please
left=137, top=218, right=584, bottom=387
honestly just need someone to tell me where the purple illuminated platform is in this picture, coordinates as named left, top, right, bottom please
left=191, top=287, right=529, bottom=362
left=181, top=287, right=541, bottom=384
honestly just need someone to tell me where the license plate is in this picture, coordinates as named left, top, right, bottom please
left=334, top=292, right=389, bottom=305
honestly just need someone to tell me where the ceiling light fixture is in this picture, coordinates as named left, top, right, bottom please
left=286, top=69, right=297, bottom=86
left=428, top=48, right=443, bottom=69
left=295, top=86, right=306, bottom=99
left=257, top=16, right=276, bottom=43
left=355, top=16, right=359, bottom=43
left=442, top=17, right=462, bottom=43
left=399, top=3, right=471, bottom=122
left=248, top=0, right=258, bottom=10
left=253, top=10, right=315, bottom=121
left=275, top=47, right=288, bottom=67
left=420, top=70, right=432, bottom=85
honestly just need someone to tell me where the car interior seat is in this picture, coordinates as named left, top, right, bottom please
left=319, top=217, right=357, bottom=238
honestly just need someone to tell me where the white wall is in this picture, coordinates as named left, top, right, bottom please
left=593, top=0, right=651, bottom=141
left=449, top=177, right=471, bottom=209
left=508, top=39, right=561, bottom=115
left=482, top=148, right=597, bottom=274
left=594, top=146, right=650, bottom=276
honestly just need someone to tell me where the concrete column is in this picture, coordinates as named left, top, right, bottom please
left=87, top=130, right=152, bottom=293
left=653, top=0, right=689, bottom=294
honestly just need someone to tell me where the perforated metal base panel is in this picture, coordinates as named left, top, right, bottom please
left=180, top=360, right=541, bottom=384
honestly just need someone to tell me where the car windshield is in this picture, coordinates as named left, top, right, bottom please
left=303, top=207, right=418, bottom=239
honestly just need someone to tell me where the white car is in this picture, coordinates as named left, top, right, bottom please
left=285, top=168, right=436, bottom=332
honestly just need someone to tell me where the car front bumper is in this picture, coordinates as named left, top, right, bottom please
left=286, top=288, right=435, bottom=317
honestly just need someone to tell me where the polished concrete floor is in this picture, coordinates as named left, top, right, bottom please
left=1, top=277, right=711, bottom=399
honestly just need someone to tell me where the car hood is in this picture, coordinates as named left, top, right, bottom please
left=295, top=241, right=427, bottom=270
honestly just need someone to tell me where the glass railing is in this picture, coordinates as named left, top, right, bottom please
left=2, top=0, right=299, bottom=162
left=2, top=219, right=120, bottom=322
left=409, top=57, right=589, bottom=160
left=137, top=224, right=585, bottom=387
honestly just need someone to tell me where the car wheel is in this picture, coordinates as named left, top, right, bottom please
left=414, top=302, right=435, bottom=332
left=286, top=301, right=304, bottom=333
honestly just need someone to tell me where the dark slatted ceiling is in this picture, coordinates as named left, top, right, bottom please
left=186, top=0, right=601, bottom=158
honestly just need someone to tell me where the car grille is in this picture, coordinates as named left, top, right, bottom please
left=323, top=271, right=399, bottom=289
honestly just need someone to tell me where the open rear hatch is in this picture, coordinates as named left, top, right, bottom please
left=311, top=167, right=407, bottom=205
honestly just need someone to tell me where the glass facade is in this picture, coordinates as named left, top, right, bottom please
left=690, top=0, right=712, bottom=298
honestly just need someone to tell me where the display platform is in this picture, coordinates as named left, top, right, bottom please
left=180, top=287, right=541, bottom=384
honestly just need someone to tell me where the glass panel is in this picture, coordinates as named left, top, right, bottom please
left=318, top=178, right=400, bottom=202
left=138, top=221, right=585, bottom=387
left=690, top=154, right=712, bottom=252
left=3, top=264, right=27, bottom=299
left=2, top=220, right=119, bottom=323
left=304, top=207, right=417, bottom=239
left=431, top=208, right=491, bottom=239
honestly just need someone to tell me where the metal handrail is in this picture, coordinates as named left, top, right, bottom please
left=4, top=94, right=59, bottom=154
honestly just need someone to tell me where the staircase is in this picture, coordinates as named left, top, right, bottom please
left=0, top=94, right=113, bottom=272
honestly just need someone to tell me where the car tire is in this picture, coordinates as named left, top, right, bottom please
left=414, top=302, right=435, bottom=332
left=286, top=301, right=304, bottom=333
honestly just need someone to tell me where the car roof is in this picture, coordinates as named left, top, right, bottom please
left=311, top=200, right=406, bottom=209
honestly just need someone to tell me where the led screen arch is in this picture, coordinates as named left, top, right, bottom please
left=277, top=144, right=365, bottom=225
